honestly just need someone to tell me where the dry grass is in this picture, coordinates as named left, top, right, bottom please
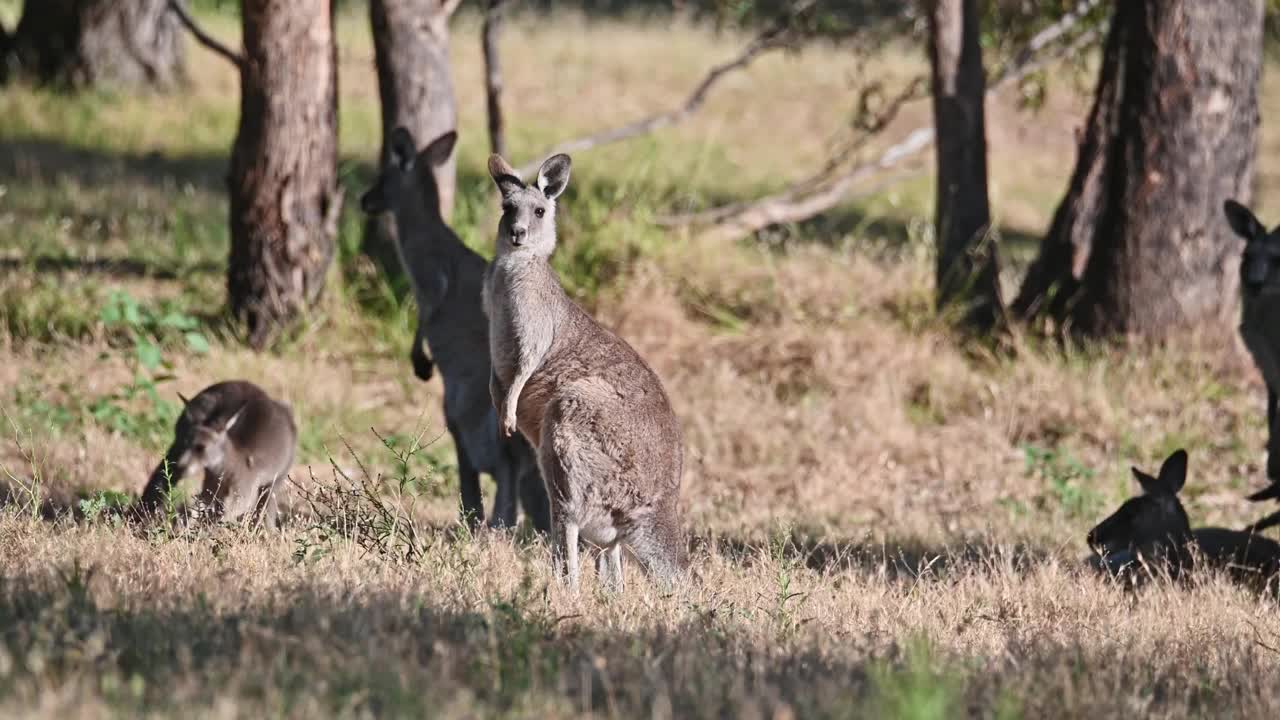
left=3, top=4, right=1280, bottom=717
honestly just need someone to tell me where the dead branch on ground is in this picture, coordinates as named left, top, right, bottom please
left=512, top=0, right=820, bottom=176
left=672, top=0, right=1102, bottom=243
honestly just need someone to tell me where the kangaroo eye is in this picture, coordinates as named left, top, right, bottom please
left=534, top=207, right=545, bottom=218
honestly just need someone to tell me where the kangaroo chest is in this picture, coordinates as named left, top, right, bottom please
left=485, top=259, right=560, bottom=385
left=1242, top=293, right=1280, bottom=388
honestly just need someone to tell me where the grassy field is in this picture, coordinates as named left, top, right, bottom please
left=5, top=4, right=1280, bottom=717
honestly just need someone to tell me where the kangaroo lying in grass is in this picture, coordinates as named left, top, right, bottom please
left=483, top=152, right=687, bottom=591
left=361, top=126, right=550, bottom=533
left=1224, top=200, right=1280, bottom=502
left=1086, top=449, right=1280, bottom=590
left=137, top=380, right=295, bottom=529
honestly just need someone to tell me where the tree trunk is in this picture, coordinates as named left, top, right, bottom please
left=5, top=0, right=185, bottom=88
left=482, top=0, right=508, bottom=158
left=227, top=0, right=341, bottom=351
left=1013, top=0, right=1263, bottom=338
left=927, top=0, right=1000, bottom=332
left=365, top=0, right=459, bottom=281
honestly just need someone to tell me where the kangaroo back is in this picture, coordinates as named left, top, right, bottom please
left=139, top=380, right=296, bottom=529
left=484, top=152, right=686, bottom=591
left=362, top=127, right=549, bottom=534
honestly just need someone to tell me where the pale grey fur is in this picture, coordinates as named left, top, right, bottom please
left=483, top=152, right=687, bottom=592
left=361, top=127, right=549, bottom=532
left=139, top=380, right=295, bottom=529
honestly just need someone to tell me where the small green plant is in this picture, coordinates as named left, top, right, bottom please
left=375, top=428, right=450, bottom=498
left=89, top=291, right=210, bottom=448
left=293, top=430, right=446, bottom=565
left=77, top=490, right=133, bottom=524
left=1022, top=444, right=1101, bottom=520
left=867, top=635, right=964, bottom=720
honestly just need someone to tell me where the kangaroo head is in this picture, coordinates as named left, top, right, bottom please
left=1224, top=200, right=1280, bottom=296
left=487, top=152, right=571, bottom=258
left=1087, top=449, right=1193, bottom=560
left=171, top=392, right=248, bottom=475
left=360, top=127, right=457, bottom=216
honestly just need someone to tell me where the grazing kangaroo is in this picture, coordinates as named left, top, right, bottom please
left=1223, top=200, right=1280, bottom=502
left=138, top=380, right=296, bottom=529
left=483, top=152, right=687, bottom=592
left=1086, top=449, right=1280, bottom=590
left=360, top=126, right=550, bottom=533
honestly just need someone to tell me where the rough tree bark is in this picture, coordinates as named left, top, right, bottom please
left=482, top=0, right=508, bottom=157
left=1013, top=0, right=1263, bottom=338
left=365, top=0, right=460, bottom=280
left=227, top=0, right=341, bottom=350
left=927, top=0, right=1000, bottom=331
left=5, top=0, right=185, bottom=88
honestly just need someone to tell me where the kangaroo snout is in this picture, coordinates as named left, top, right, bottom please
left=509, top=225, right=527, bottom=245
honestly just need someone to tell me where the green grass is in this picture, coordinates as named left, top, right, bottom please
left=6, top=5, right=1280, bottom=718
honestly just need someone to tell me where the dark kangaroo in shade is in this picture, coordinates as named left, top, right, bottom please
left=1223, top=199, right=1280, bottom=502
left=138, top=380, right=296, bottom=529
left=1086, top=449, right=1280, bottom=590
left=483, top=151, right=687, bottom=592
left=360, top=126, right=550, bottom=533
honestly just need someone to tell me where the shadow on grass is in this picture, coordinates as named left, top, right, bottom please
left=0, top=565, right=895, bottom=717
left=0, top=137, right=230, bottom=192
left=0, top=255, right=224, bottom=281
left=0, top=547, right=1268, bottom=716
left=701, top=529, right=1052, bottom=580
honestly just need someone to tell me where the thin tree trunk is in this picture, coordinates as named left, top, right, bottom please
left=927, top=0, right=1000, bottom=331
left=6, top=0, right=185, bottom=88
left=227, top=0, right=341, bottom=351
left=365, top=0, right=459, bottom=281
left=482, top=0, right=507, bottom=158
left=1014, top=0, right=1263, bottom=338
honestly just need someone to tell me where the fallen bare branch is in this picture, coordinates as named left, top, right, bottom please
left=694, top=130, right=933, bottom=245
left=992, top=0, right=1102, bottom=87
left=513, top=0, right=818, bottom=175
left=675, top=3, right=1100, bottom=242
left=168, top=0, right=243, bottom=69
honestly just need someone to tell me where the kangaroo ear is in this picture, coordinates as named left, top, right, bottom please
left=389, top=127, right=417, bottom=171
left=488, top=154, right=523, bottom=197
left=1157, top=449, right=1188, bottom=494
left=1224, top=199, right=1264, bottom=241
left=1132, top=467, right=1162, bottom=495
left=422, top=131, right=457, bottom=168
left=536, top=154, right=572, bottom=200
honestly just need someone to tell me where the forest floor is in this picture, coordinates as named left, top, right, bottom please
left=4, top=4, right=1280, bottom=717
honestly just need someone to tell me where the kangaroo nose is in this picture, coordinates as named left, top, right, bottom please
left=510, top=226, right=528, bottom=245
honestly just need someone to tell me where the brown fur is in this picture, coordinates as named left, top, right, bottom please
left=138, top=380, right=296, bottom=529
left=483, top=152, right=686, bottom=591
left=360, top=126, right=550, bottom=533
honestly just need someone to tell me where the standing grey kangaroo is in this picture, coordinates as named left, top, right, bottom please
left=137, top=380, right=295, bottom=529
left=360, top=126, right=550, bottom=533
left=1086, top=449, right=1280, bottom=590
left=1224, top=200, right=1280, bottom=502
left=483, top=152, right=687, bottom=591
